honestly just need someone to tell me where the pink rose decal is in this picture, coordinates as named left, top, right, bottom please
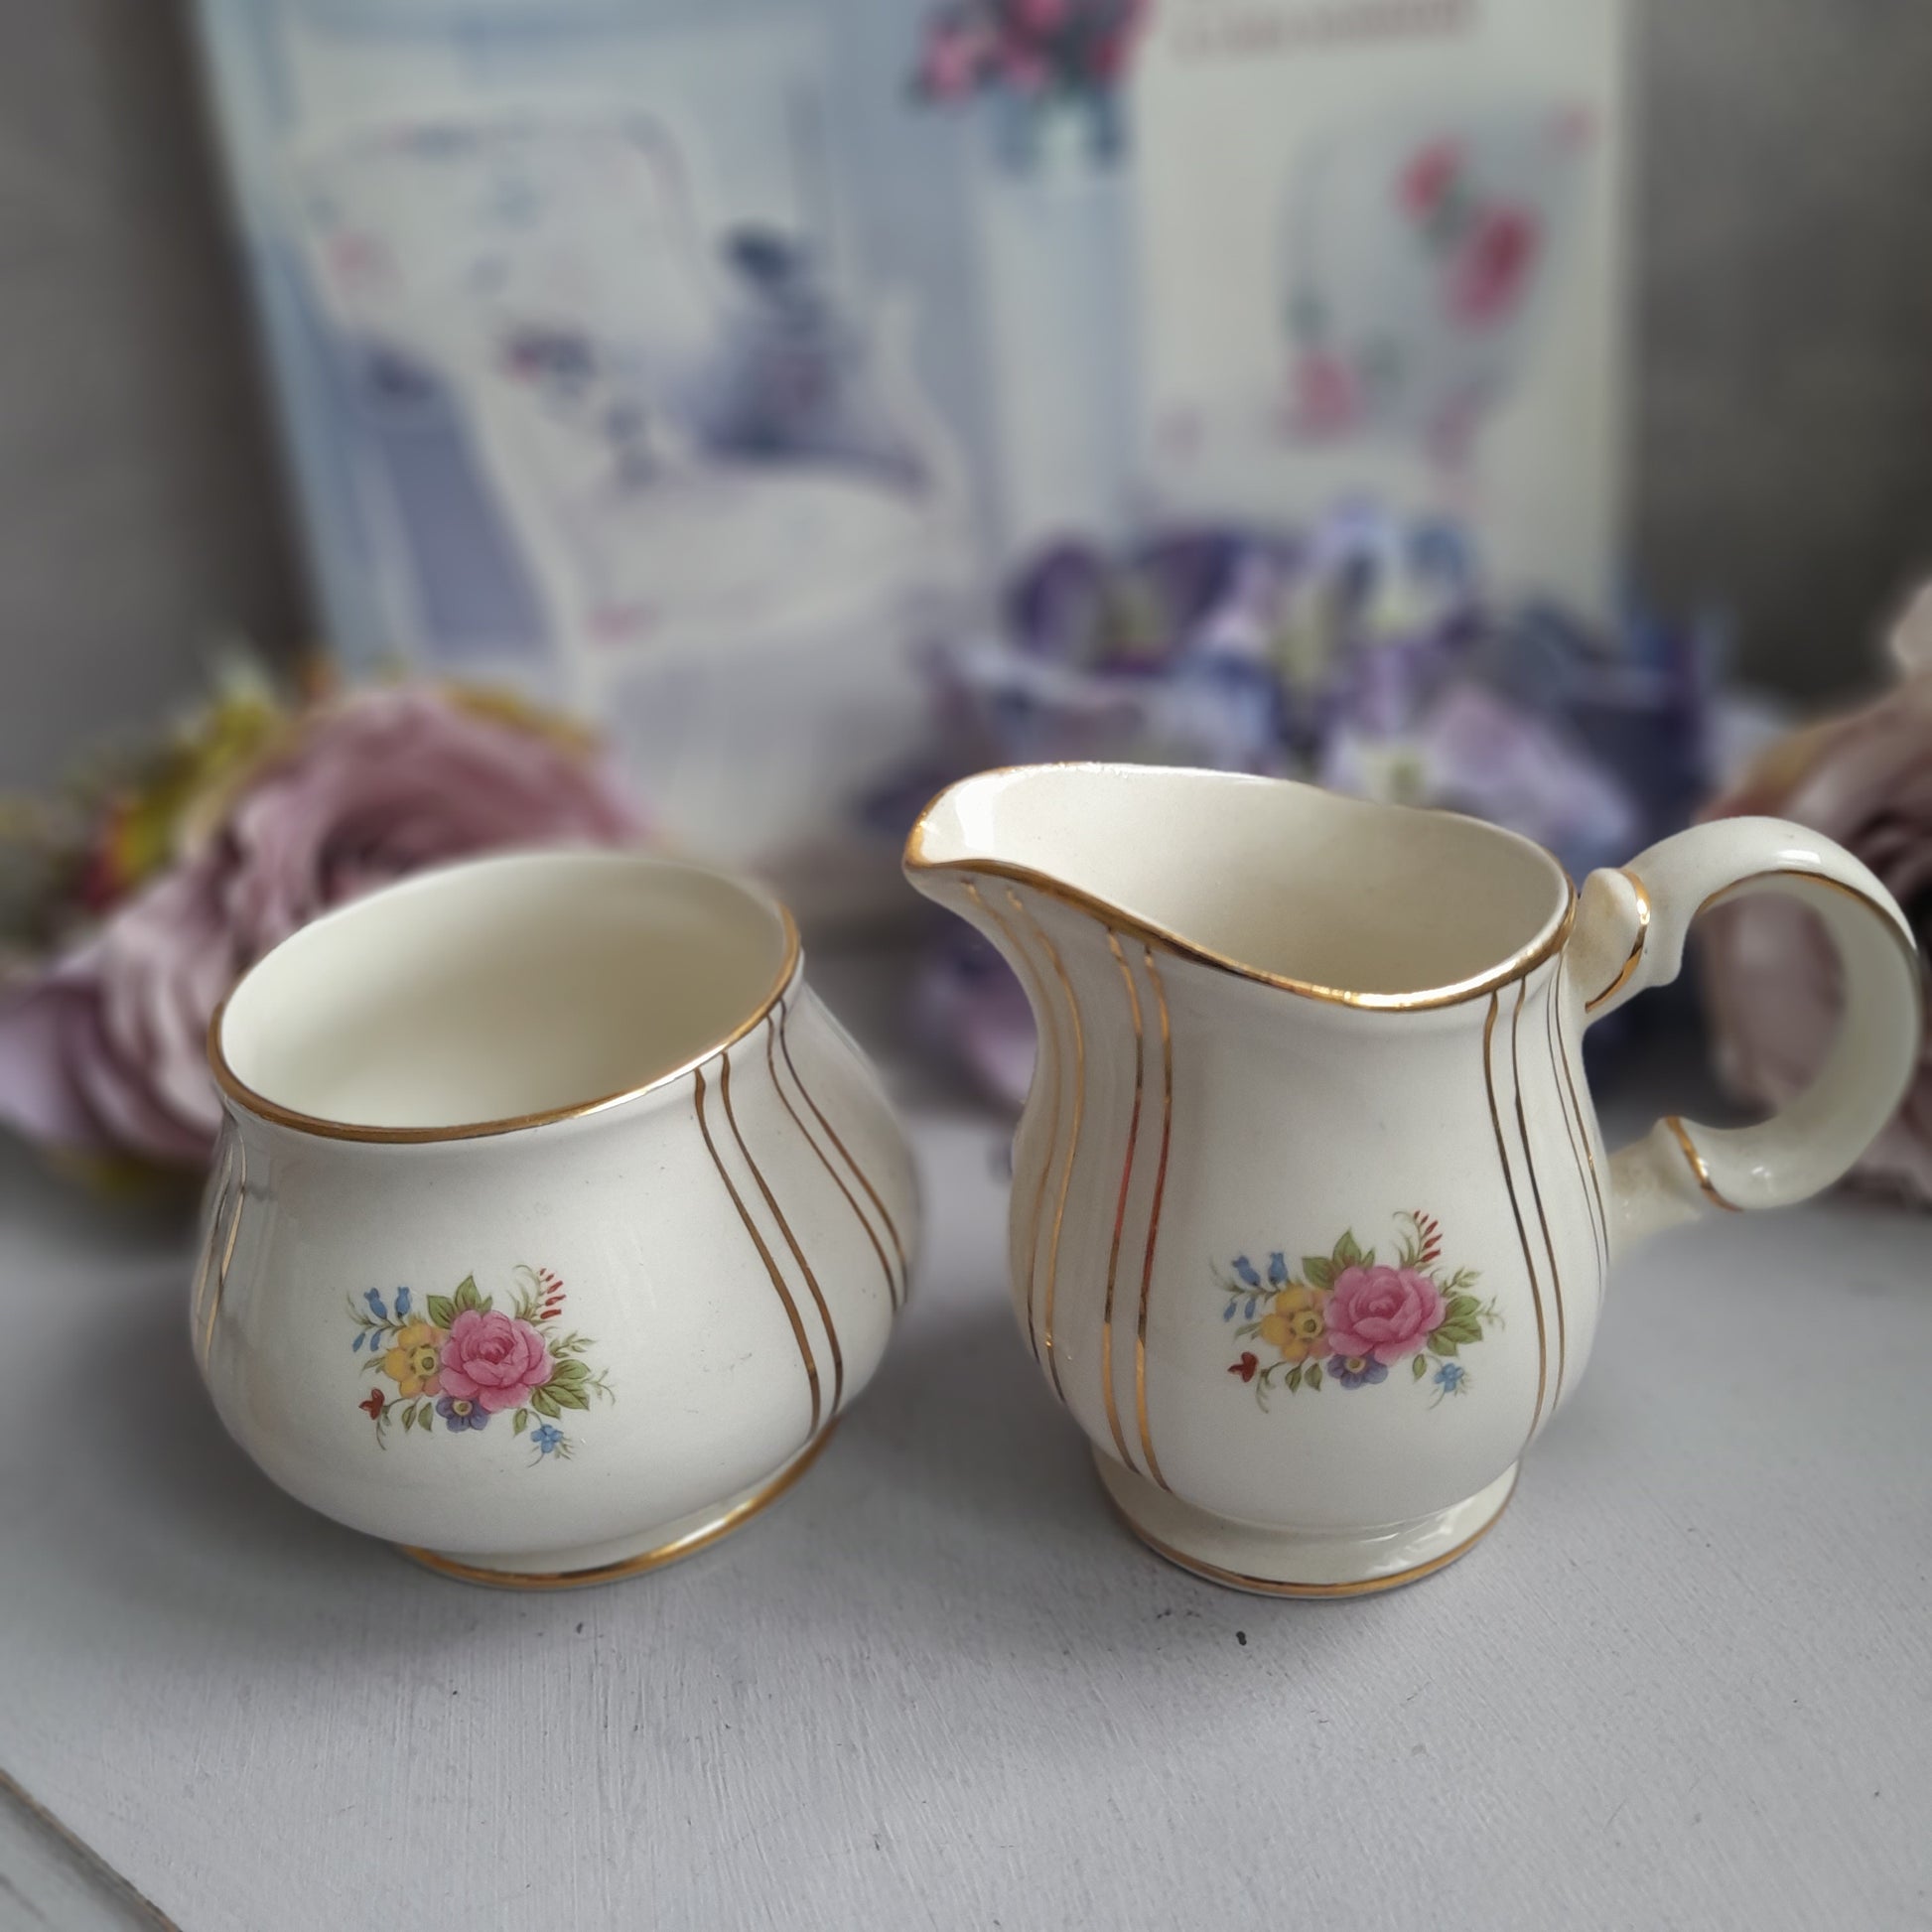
left=1446, top=207, right=1539, bottom=328
left=1221, top=1214, right=1494, bottom=1405
left=440, top=1309, right=554, bottom=1414
left=353, top=1267, right=608, bottom=1457
left=1322, top=1263, right=1446, bottom=1365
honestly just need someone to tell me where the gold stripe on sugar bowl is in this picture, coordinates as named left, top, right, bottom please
left=718, top=1045, right=845, bottom=1414
left=773, top=999, right=909, bottom=1299
left=767, top=1001, right=899, bottom=1314
left=398, top=1424, right=838, bottom=1589
left=196, top=1132, right=247, bottom=1373
left=694, top=1063, right=822, bottom=1432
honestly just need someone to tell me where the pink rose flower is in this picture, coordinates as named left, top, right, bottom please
left=439, top=1309, right=554, bottom=1413
left=1699, top=587, right=1932, bottom=1205
left=1446, top=207, right=1539, bottom=328
left=0, top=688, right=643, bottom=1169
left=1323, top=1263, right=1446, bottom=1364
left=1399, top=138, right=1460, bottom=217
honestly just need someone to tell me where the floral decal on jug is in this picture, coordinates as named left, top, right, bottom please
left=1219, top=1211, right=1500, bottom=1408
left=348, top=1266, right=613, bottom=1458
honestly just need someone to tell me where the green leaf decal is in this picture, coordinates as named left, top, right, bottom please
left=529, top=1386, right=562, bottom=1419
left=550, top=1358, right=590, bottom=1387
left=1306, top=1362, right=1322, bottom=1390
left=546, top=1380, right=591, bottom=1412
left=1412, top=1354, right=1429, bottom=1380
left=1287, top=1364, right=1303, bottom=1391
left=512, top=1409, right=529, bottom=1436
left=1429, top=1333, right=1458, bottom=1357
left=425, top=1295, right=456, bottom=1331
left=452, top=1275, right=482, bottom=1314
left=1334, top=1230, right=1363, bottom=1268
left=1303, top=1256, right=1335, bottom=1290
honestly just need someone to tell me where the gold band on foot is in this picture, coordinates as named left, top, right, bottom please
left=1100, top=1467, right=1517, bottom=1598
left=398, top=1422, right=838, bottom=1589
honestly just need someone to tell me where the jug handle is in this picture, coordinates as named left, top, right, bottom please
left=1569, top=814, right=1923, bottom=1252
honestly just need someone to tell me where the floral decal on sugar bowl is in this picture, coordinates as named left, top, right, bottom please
left=1219, top=1212, right=1500, bottom=1408
left=348, top=1266, right=613, bottom=1459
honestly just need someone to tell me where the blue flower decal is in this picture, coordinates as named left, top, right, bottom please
left=1329, top=1353, right=1389, bottom=1390
left=1267, top=1252, right=1289, bottom=1287
left=531, top=1423, right=564, bottom=1455
left=364, top=1288, right=388, bottom=1319
left=394, top=1287, right=412, bottom=1317
left=1232, top=1256, right=1262, bottom=1290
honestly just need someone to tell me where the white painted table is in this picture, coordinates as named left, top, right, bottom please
left=3, top=976, right=1930, bottom=1931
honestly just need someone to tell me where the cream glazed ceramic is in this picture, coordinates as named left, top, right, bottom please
left=906, top=764, right=1922, bottom=1596
left=194, top=851, right=916, bottom=1587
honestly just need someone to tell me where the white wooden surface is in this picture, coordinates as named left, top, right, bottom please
left=3, top=994, right=1931, bottom=1931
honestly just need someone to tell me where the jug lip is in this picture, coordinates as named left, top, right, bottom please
left=905, top=762, right=1578, bottom=1012
left=207, top=849, right=802, bottom=1145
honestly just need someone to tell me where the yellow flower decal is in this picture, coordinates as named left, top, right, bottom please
left=381, top=1319, right=446, bottom=1397
left=1256, top=1284, right=1328, bottom=1362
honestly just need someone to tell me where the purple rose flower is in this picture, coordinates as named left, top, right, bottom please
left=0, top=688, right=643, bottom=1169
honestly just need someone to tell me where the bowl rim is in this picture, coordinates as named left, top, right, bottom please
left=207, top=849, right=802, bottom=1145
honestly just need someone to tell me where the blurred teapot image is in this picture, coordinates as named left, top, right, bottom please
left=906, top=765, right=1921, bottom=1594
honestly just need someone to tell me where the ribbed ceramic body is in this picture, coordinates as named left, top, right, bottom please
left=193, top=976, right=915, bottom=1572
left=950, top=874, right=1606, bottom=1536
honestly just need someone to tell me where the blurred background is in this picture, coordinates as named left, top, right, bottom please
left=0, top=0, right=1926, bottom=1198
